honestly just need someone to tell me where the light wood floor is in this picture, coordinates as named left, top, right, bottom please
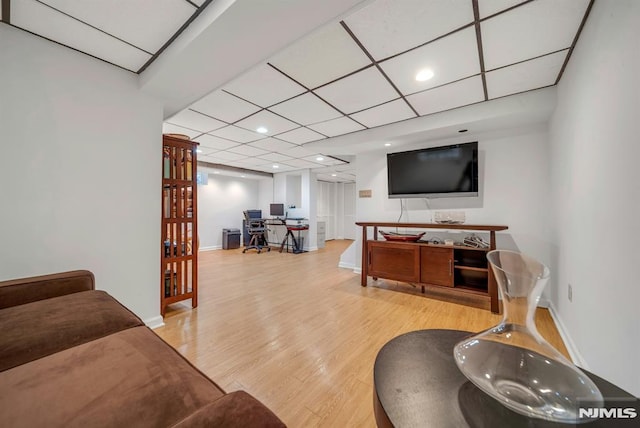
left=155, top=240, right=568, bottom=427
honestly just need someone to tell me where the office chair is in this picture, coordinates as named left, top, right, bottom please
left=242, top=211, right=270, bottom=253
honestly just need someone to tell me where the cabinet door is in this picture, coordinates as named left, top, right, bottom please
left=368, top=241, right=420, bottom=283
left=420, top=246, right=454, bottom=287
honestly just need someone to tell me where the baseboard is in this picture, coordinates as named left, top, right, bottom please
left=199, top=246, right=220, bottom=252
left=548, top=302, right=588, bottom=368
left=353, top=267, right=362, bottom=274
left=338, top=261, right=355, bottom=270
left=145, top=315, right=165, bottom=329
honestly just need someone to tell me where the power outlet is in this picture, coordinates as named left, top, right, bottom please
left=568, top=284, right=573, bottom=302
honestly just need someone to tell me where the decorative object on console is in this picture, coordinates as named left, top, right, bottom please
left=379, top=231, right=425, bottom=242
left=462, top=233, right=489, bottom=248
left=433, top=210, right=466, bottom=224
left=453, top=250, right=603, bottom=423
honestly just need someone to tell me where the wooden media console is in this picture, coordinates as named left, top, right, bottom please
left=356, top=222, right=508, bottom=313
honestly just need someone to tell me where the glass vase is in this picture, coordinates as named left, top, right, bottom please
left=453, top=250, right=603, bottom=423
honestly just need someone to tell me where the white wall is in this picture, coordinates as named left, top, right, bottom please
left=0, top=25, right=163, bottom=325
left=548, top=0, right=640, bottom=395
left=355, top=128, right=551, bottom=285
left=197, top=171, right=261, bottom=249
left=318, top=181, right=357, bottom=240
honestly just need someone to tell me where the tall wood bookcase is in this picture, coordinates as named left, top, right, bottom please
left=161, top=134, right=198, bottom=316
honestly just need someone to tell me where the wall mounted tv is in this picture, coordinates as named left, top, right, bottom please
left=387, top=142, right=478, bottom=199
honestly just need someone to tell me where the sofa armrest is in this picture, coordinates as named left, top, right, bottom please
left=171, top=391, right=286, bottom=428
left=0, top=270, right=95, bottom=309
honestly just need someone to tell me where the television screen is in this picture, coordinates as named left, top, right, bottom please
left=387, top=142, right=478, bottom=198
left=270, top=203, right=285, bottom=217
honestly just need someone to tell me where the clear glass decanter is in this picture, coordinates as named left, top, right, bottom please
left=453, top=250, right=603, bottom=423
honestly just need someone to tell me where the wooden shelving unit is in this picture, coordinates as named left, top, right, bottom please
left=161, top=134, right=198, bottom=316
left=356, top=222, right=508, bottom=313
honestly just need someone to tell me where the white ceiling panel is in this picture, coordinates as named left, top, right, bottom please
left=203, top=151, right=247, bottom=161
left=478, top=0, right=528, bottom=19
left=279, top=145, right=319, bottom=159
left=270, top=23, right=372, bottom=89
left=258, top=153, right=295, bottom=162
left=227, top=144, right=270, bottom=157
left=308, top=117, right=365, bottom=137
left=345, top=0, right=474, bottom=60
left=230, top=157, right=271, bottom=167
left=380, top=27, right=481, bottom=95
left=235, top=110, right=299, bottom=136
left=315, top=67, right=399, bottom=114
left=303, top=156, right=344, bottom=166
left=40, top=0, right=195, bottom=53
left=193, top=134, right=240, bottom=151
left=276, top=127, right=326, bottom=144
left=162, top=123, right=201, bottom=139
left=209, top=125, right=266, bottom=143
left=350, top=99, right=415, bottom=128
left=190, top=90, right=261, bottom=123
left=486, top=50, right=566, bottom=99
left=269, top=93, right=342, bottom=125
left=482, top=0, right=590, bottom=70
left=223, top=63, right=306, bottom=107
left=248, top=138, right=298, bottom=152
left=285, top=159, right=325, bottom=169
left=259, top=163, right=297, bottom=173
left=167, top=109, right=226, bottom=133
left=12, top=0, right=150, bottom=71
left=406, top=75, right=485, bottom=116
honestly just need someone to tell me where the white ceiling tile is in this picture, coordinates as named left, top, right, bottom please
left=247, top=138, right=297, bottom=152
left=223, top=63, right=306, bottom=107
left=482, top=0, right=590, bottom=70
left=227, top=144, right=270, bottom=157
left=380, top=27, right=481, bottom=95
left=39, top=0, right=195, bottom=53
left=191, top=0, right=206, bottom=5
left=478, top=0, right=528, bottom=19
left=350, top=99, right=416, bottom=128
left=279, top=145, right=319, bottom=159
left=193, top=134, right=240, bottom=151
left=406, top=75, right=485, bottom=116
left=284, top=159, right=324, bottom=168
left=276, top=127, right=326, bottom=144
left=12, top=0, right=150, bottom=72
left=204, top=151, right=248, bottom=161
left=235, top=110, right=299, bottom=136
left=269, top=93, right=342, bottom=125
left=167, top=109, right=226, bottom=133
left=315, top=67, right=398, bottom=114
left=257, top=153, right=294, bottom=162
left=209, top=125, right=265, bottom=143
left=486, top=50, right=566, bottom=99
left=270, top=23, right=371, bottom=88
left=259, top=163, right=296, bottom=173
left=344, top=0, right=474, bottom=60
left=308, top=117, right=365, bottom=137
left=190, top=90, right=261, bottom=123
left=162, top=123, right=201, bottom=139
left=230, top=157, right=270, bottom=167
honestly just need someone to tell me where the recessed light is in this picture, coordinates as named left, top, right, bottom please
left=272, top=164, right=279, bottom=169
left=316, top=156, right=324, bottom=161
left=196, top=149, right=203, bottom=153
left=256, top=126, right=268, bottom=134
left=415, top=68, right=434, bottom=82
left=331, top=174, right=337, bottom=177
left=240, top=175, right=246, bottom=178
left=384, top=143, right=391, bottom=147
left=458, top=129, right=468, bottom=133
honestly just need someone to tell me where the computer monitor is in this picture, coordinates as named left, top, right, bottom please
left=246, top=209, right=262, bottom=219
left=269, top=203, right=285, bottom=217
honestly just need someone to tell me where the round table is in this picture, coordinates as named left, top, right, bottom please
left=373, top=329, right=636, bottom=427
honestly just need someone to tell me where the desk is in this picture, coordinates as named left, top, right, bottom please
left=373, top=329, right=636, bottom=428
left=279, top=224, right=308, bottom=253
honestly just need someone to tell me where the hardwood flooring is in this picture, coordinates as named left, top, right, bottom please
left=155, top=240, right=568, bottom=427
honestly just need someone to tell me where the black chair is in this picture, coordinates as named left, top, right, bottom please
left=242, top=211, right=270, bottom=253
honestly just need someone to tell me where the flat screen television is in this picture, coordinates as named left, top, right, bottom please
left=387, top=142, right=478, bottom=199
left=269, top=203, right=285, bottom=217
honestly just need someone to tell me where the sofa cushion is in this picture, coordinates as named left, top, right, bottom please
left=171, top=391, right=286, bottom=427
left=0, top=326, right=226, bottom=428
left=0, top=290, right=143, bottom=371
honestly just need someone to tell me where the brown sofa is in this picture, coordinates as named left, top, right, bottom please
left=0, top=270, right=285, bottom=428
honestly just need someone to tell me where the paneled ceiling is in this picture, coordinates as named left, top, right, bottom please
left=2, top=0, right=593, bottom=183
